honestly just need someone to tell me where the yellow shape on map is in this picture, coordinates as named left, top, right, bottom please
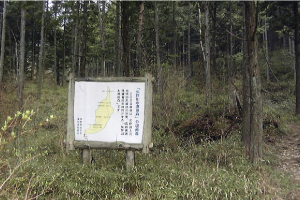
left=85, top=87, right=114, bottom=134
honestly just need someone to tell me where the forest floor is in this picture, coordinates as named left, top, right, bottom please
left=276, top=122, right=300, bottom=199
left=1, top=75, right=300, bottom=199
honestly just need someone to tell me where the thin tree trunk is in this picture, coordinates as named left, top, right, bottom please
left=18, top=7, right=26, bottom=108
left=99, top=1, right=106, bottom=77
left=114, top=1, right=120, bottom=77
left=72, top=2, right=79, bottom=76
left=54, top=27, right=57, bottom=84
left=80, top=1, right=88, bottom=78
left=242, top=2, right=250, bottom=156
left=155, top=2, right=162, bottom=102
left=294, top=2, right=300, bottom=115
left=136, top=1, right=144, bottom=77
left=43, top=1, right=48, bottom=77
left=0, top=1, right=6, bottom=87
left=122, top=1, right=130, bottom=77
left=198, top=3, right=206, bottom=64
left=228, top=5, right=236, bottom=113
left=172, top=1, right=177, bottom=70
left=243, top=1, right=263, bottom=163
left=211, top=2, right=217, bottom=74
left=187, top=2, right=192, bottom=78
left=37, top=2, right=45, bottom=99
left=265, top=15, right=270, bottom=82
left=53, top=2, right=58, bottom=85
left=182, top=36, right=185, bottom=72
left=205, top=2, right=211, bottom=106
left=62, top=11, right=66, bottom=86
left=31, top=25, right=35, bottom=81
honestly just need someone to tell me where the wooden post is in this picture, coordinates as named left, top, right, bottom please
left=82, top=149, right=91, bottom=165
left=142, top=73, right=153, bottom=153
left=125, top=150, right=135, bottom=171
left=67, top=73, right=75, bottom=151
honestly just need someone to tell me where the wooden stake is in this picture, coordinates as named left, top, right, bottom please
left=82, top=149, right=91, bottom=165
left=67, top=73, right=75, bottom=151
left=125, top=150, right=135, bottom=171
left=142, top=73, right=153, bottom=153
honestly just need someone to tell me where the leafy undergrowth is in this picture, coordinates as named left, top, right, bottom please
left=0, top=75, right=297, bottom=199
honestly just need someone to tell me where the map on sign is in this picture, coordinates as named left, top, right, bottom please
left=74, top=82, right=145, bottom=144
left=85, top=87, right=114, bottom=134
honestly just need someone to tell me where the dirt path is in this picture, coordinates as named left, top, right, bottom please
left=277, top=123, right=300, bottom=199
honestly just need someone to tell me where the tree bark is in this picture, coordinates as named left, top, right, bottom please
left=80, top=1, right=88, bottom=78
left=121, top=1, right=130, bottom=77
left=243, top=1, right=263, bottom=163
left=211, top=2, right=217, bottom=74
left=99, top=1, right=106, bottom=77
left=242, top=2, right=250, bottom=157
left=135, top=1, right=144, bottom=77
left=205, top=2, right=211, bottom=106
left=155, top=2, right=163, bottom=102
left=172, top=1, right=177, bottom=70
left=53, top=2, right=58, bottom=85
left=264, top=15, right=270, bottom=82
left=0, top=0, right=6, bottom=87
left=114, top=1, right=121, bottom=77
left=187, top=2, right=192, bottom=78
left=294, top=2, right=300, bottom=115
left=198, top=3, right=206, bottom=64
left=18, top=6, right=26, bottom=108
left=62, top=10, right=66, bottom=86
left=72, top=1, right=79, bottom=76
left=37, top=1, right=45, bottom=99
left=228, top=5, right=236, bottom=113
left=31, top=24, right=35, bottom=81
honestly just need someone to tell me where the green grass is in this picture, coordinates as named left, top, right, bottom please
left=0, top=70, right=298, bottom=199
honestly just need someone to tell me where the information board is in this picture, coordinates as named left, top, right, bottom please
left=67, top=74, right=152, bottom=153
left=74, top=82, right=145, bottom=144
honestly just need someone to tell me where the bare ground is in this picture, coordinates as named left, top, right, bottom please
left=276, top=123, right=300, bottom=199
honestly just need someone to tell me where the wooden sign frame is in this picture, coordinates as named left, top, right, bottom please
left=66, top=73, right=153, bottom=154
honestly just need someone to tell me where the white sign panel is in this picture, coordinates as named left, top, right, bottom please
left=74, top=81, right=145, bottom=144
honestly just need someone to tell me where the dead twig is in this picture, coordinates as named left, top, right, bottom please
left=225, top=30, right=245, bottom=41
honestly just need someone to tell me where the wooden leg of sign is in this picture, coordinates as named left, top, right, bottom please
left=125, top=150, right=135, bottom=171
left=82, top=149, right=91, bottom=165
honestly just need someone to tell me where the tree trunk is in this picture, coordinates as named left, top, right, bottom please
left=187, top=2, right=192, bottom=78
left=72, top=1, right=79, bottom=76
left=198, top=3, right=206, bottom=64
left=264, top=15, right=270, bottom=82
left=228, top=5, right=237, bottom=113
left=18, top=6, right=26, bottom=108
left=114, top=1, right=120, bottom=77
left=211, top=2, right=217, bottom=74
left=172, top=1, right=177, bottom=70
left=242, top=2, right=250, bottom=157
left=155, top=2, right=163, bottom=102
left=99, top=1, right=106, bottom=77
left=121, top=1, right=130, bottom=77
left=31, top=25, right=35, bottom=81
left=62, top=10, right=66, bottom=86
left=80, top=1, right=88, bottom=78
left=205, top=2, right=211, bottom=106
left=294, top=2, right=300, bottom=115
left=53, top=2, right=58, bottom=85
left=136, top=1, right=144, bottom=77
left=37, top=2, right=45, bottom=99
left=243, top=1, right=263, bottom=163
left=0, top=0, right=6, bottom=87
